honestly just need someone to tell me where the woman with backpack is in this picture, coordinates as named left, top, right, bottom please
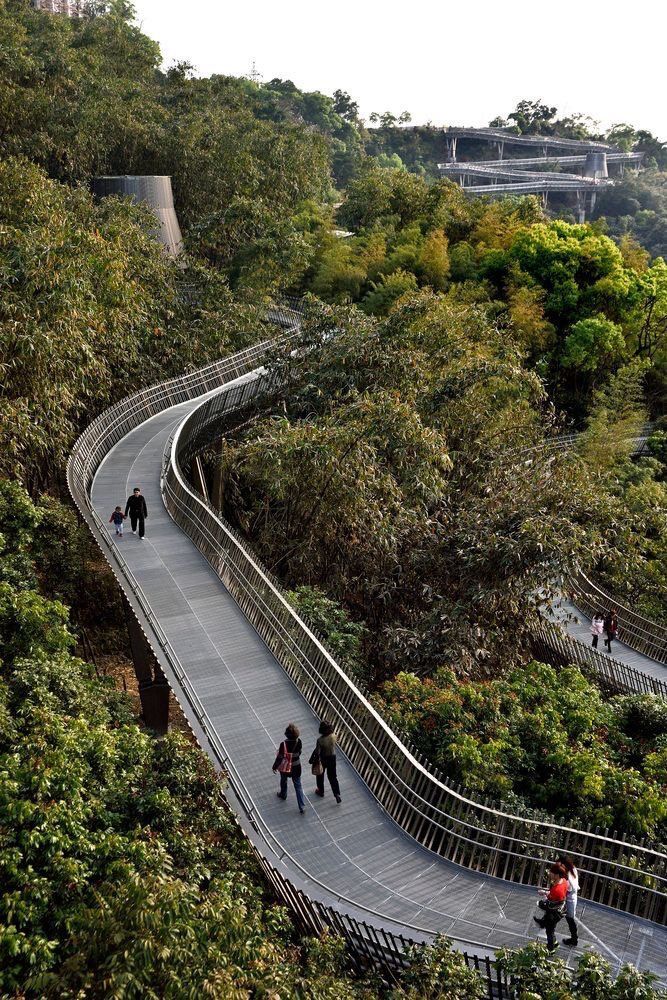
left=310, top=720, right=341, bottom=803
left=533, top=862, right=569, bottom=952
left=273, top=723, right=306, bottom=814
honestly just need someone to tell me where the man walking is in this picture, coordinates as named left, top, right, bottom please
left=125, top=487, right=148, bottom=538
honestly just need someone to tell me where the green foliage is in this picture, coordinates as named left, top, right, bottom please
left=389, top=937, right=486, bottom=999
left=221, top=294, right=600, bottom=676
left=377, top=662, right=667, bottom=838
left=561, top=315, right=626, bottom=372
left=496, top=943, right=664, bottom=1000
left=0, top=157, right=263, bottom=489
left=286, top=585, right=371, bottom=683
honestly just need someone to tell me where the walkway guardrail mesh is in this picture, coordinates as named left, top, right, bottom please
left=547, top=429, right=667, bottom=664
left=68, top=333, right=667, bottom=988
left=533, top=623, right=667, bottom=699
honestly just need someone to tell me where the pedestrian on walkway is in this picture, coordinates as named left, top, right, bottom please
left=273, top=723, right=306, bottom=814
left=590, top=613, right=604, bottom=649
left=533, top=862, right=568, bottom=953
left=108, top=505, right=126, bottom=538
left=557, top=855, right=580, bottom=946
left=125, top=487, right=148, bottom=538
left=604, top=608, right=619, bottom=653
left=311, top=720, right=341, bottom=803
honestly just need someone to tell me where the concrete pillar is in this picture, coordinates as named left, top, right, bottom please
left=190, top=455, right=209, bottom=501
left=210, top=440, right=225, bottom=511
left=92, top=175, right=183, bottom=256
left=122, top=594, right=170, bottom=734
left=584, top=151, right=608, bottom=179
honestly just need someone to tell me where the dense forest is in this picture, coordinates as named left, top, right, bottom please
left=1, top=0, right=666, bottom=995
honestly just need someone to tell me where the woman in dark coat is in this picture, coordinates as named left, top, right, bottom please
left=310, top=720, right=341, bottom=803
left=273, top=723, right=306, bottom=813
left=604, top=608, right=619, bottom=653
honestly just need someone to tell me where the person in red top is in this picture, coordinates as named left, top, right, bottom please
left=533, top=862, right=569, bottom=952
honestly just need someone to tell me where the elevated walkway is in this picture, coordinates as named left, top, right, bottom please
left=65, top=335, right=667, bottom=985
left=89, top=391, right=667, bottom=981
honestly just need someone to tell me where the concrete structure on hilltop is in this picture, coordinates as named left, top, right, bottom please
left=92, top=175, right=183, bottom=256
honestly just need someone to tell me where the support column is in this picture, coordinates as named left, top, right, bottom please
left=122, top=594, right=170, bottom=734
left=190, top=454, right=209, bottom=501
left=589, top=190, right=597, bottom=217
left=210, top=440, right=225, bottom=511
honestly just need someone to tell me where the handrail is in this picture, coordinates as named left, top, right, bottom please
left=547, top=430, right=667, bottom=663
left=68, top=330, right=667, bottom=989
left=161, top=355, right=667, bottom=926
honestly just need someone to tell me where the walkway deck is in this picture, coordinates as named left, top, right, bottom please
left=90, top=385, right=667, bottom=982
left=551, top=598, right=667, bottom=685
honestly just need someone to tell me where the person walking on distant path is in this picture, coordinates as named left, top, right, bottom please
left=108, top=505, right=126, bottom=538
left=273, top=723, right=306, bottom=814
left=590, top=613, right=604, bottom=649
left=125, top=487, right=148, bottom=538
left=604, top=608, right=619, bottom=653
left=558, top=855, right=580, bottom=946
left=533, top=862, right=568, bottom=953
left=310, top=720, right=341, bottom=803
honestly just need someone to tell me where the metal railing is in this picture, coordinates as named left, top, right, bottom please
left=547, top=430, right=667, bottom=664
left=162, top=358, right=667, bottom=925
left=534, top=622, right=667, bottom=699
left=68, top=334, right=667, bottom=989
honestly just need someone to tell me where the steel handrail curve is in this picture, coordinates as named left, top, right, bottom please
left=163, top=452, right=667, bottom=895
left=567, top=571, right=667, bottom=663
left=68, top=333, right=667, bottom=952
left=66, top=347, right=512, bottom=982
left=162, top=358, right=667, bottom=924
left=77, top=487, right=457, bottom=954
left=551, top=430, right=667, bottom=662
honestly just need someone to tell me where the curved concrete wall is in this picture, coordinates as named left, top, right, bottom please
left=92, top=175, right=183, bottom=256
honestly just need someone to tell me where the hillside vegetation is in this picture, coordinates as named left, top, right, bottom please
left=1, top=1, right=666, bottom=996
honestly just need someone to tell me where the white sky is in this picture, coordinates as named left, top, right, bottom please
left=133, top=0, right=666, bottom=138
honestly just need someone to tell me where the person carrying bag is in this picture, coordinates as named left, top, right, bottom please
left=273, top=723, right=306, bottom=814
left=310, top=720, right=341, bottom=803
left=533, top=862, right=569, bottom=953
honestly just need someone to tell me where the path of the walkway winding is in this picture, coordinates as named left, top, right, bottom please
left=552, top=598, right=667, bottom=685
left=89, top=380, right=667, bottom=984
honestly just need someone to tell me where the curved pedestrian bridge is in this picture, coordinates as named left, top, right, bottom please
left=71, top=342, right=667, bottom=983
